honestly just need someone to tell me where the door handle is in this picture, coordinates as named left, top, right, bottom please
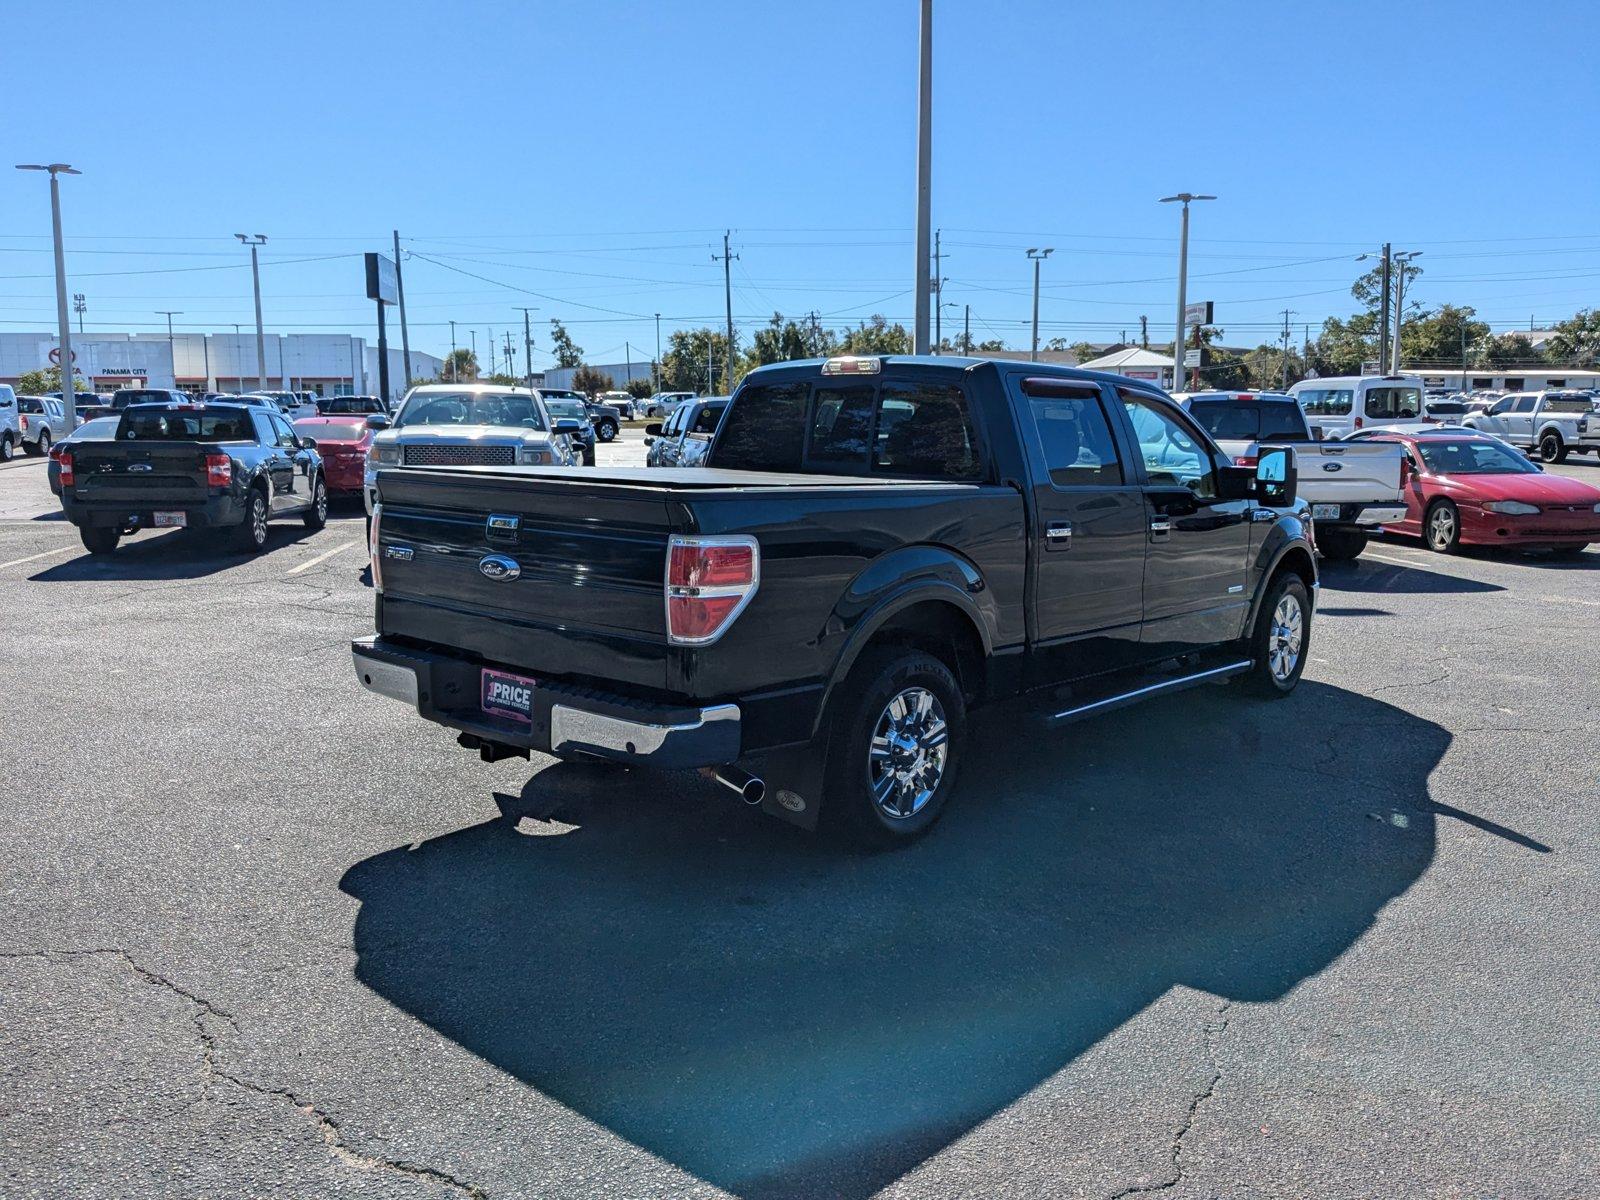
left=1045, top=520, right=1072, bottom=551
left=1149, top=517, right=1172, bottom=541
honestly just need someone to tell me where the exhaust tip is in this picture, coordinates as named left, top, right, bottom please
left=740, top=777, right=766, bottom=806
left=703, top=767, right=766, bottom=807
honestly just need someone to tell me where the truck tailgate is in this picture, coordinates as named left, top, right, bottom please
left=1277, top=441, right=1404, bottom=505
left=68, top=443, right=211, bottom=504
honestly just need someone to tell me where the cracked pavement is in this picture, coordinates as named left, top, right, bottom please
left=2, top=444, right=1598, bottom=1198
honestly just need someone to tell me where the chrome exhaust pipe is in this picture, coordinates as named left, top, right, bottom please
left=703, top=766, right=766, bottom=806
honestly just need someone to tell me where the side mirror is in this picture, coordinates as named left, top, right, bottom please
left=645, top=422, right=664, bottom=437
left=299, top=436, right=317, bottom=450
left=1310, top=425, right=1325, bottom=441
left=364, top=414, right=392, bottom=430
left=552, top=417, right=585, bottom=436
left=1255, top=446, right=1297, bottom=507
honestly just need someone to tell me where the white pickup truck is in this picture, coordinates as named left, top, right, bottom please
left=1462, top=390, right=1594, bottom=463
left=1181, top=391, right=1406, bottom=561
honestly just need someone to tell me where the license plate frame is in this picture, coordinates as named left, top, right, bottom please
left=481, top=667, right=537, bottom=725
left=1312, top=503, right=1341, bottom=521
left=153, top=511, right=187, bottom=528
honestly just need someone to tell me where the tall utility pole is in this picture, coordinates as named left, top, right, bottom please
left=1392, top=250, right=1422, bottom=374
left=912, top=0, right=933, bottom=354
left=654, top=313, right=662, bottom=392
left=73, top=292, right=85, bottom=335
left=235, top=234, right=268, bottom=390
left=931, top=228, right=944, bottom=352
left=470, top=330, right=478, bottom=379
left=16, top=163, right=80, bottom=430
left=963, top=304, right=970, bottom=356
left=1160, top=193, right=1215, bottom=392
left=392, top=230, right=412, bottom=389
left=449, top=320, right=459, bottom=382
left=1377, top=243, right=1392, bottom=374
left=1278, top=308, right=1296, bottom=391
left=1026, top=248, right=1053, bottom=361
left=517, top=307, right=537, bottom=391
left=713, top=231, right=738, bottom=392
left=503, top=330, right=515, bottom=382
left=488, top=328, right=496, bottom=378
left=157, top=311, right=183, bottom=386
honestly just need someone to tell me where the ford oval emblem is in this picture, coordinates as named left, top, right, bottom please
left=1322, top=462, right=1344, bottom=472
left=478, top=554, right=521, bottom=581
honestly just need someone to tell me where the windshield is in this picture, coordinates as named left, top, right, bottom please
left=1187, top=400, right=1308, bottom=441
left=320, top=397, right=382, bottom=414
left=112, top=390, right=168, bottom=409
left=295, top=419, right=366, bottom=441
left=118, top=407, right=252, bottom=442
left=1414, top=438, right=1539, bottom=475
left=543, top=400, right=588, bottom=421
left=1426, top=402, right=1468, bottom=415
left=396, top=392, right=546, bottom=431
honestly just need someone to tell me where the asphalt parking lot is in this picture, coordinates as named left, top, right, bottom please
left=2, top=435, right=1597, bottom=1199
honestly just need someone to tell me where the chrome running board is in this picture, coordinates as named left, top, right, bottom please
left=1046, top=659, right=1253, bottom=727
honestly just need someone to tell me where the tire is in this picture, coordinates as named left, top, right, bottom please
left=37, top=430, right=51, bottom=455
left=79, top=526, right=120, bottom=555
left=0, top=432, right=13, bottom=462
left=595, top=419, right=618, bottom=443
left=822, top=646, right=966, bottom=847
left=582, top=444, right=596, bottom=466
left=1538, top=431, right=1567, bottom=464
left=1240, top=573, right=1311, bottom=698
left=234, top=486, right=271, bottom=554
left=1424, top=499, right=1461, bottom=554
left=1316, top=528, right=1368, bottom=561
left=303, top=474, right=328, bottom=529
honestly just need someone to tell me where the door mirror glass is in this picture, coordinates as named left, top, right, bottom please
left=552, top=417, right=585, bottom=436
left=364, top=414, right=392, bottom=430
left=1255, top=447, right=1296, bottom=507
left=1310, top=425, right=1324, bottom=441
left=645, top=422, right=664, bottom=437
left=299, top=436, right=317, bottom=450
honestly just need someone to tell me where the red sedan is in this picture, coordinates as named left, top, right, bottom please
left=1364, top=430, right=1600, bottom=556
left=292, top=416, right=375, bottom=497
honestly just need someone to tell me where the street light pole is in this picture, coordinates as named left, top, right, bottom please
left=912, top=0, right=933, bottom=354
left=1026, top=248, right=1053, bottom=362
left=654, top=312, right=662, bottom=393
left=1392, top=250, right=1423, bottom=374
left=518, top=308, right=537, bottom=392
left=449, top=320, right=458, bottom=383
left=1160, top=193, right=1216, bottom=390
left=392, top=230, right=412, bottom=389
left=157, top=311, right=183, bottom=388
left=235, top=234, right=267, bottom=391
left=16, top=163, right=81, bottom=430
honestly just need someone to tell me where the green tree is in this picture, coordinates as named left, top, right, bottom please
left=1351, top=258, right=1423, bottom=319
left=1064, top=341, right=1102, bottom=364
left=836, top=315, right=911, bottom=356
left=1545, top=309, right=1600, bottom=364
left=571, top=364, right=614, bottom=396
left=1481, top=333, right=1539, bottom=366
left=1398, top=304, right=1491, bottom=366
left=975, top=338, right=1007, bottom=352
left=16, top=366, right=90, bottom=395
left=624, top=376, right=654, bottom=400
left=745, top=312, right=839, bottom=372
left=437, top=349, right=478, bottom=381
left=548, top=320, right=584, bottom=369
left=662, top=328, right=732, bottom=393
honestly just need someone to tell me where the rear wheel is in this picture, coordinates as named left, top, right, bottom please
left=79, top=526, right=120, bottom=555
left=37, top=430, right=51, bottom=455
left=1315, top=528, right=1368, bottom=561
left=303, top=474, right=328, bottom=529
left=1424, top=499, right=1461, bottom=554
left=0, top=432, right=13, bottom=462
left=1539, top=431, right=1567, bottom=464
left=234, top=487, right=270, bottom=554
left=823, top=647, right=966, bottom=847
left=1240, top=573, right=1310, bottom=698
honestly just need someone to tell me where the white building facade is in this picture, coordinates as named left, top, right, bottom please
left=0, top=331, right=441, bottom=404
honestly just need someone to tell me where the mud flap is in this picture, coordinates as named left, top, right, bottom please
left=744, top=739, right=829, bottom=831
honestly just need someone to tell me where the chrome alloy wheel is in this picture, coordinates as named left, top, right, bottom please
left=314, top=479, right=328, bottom=521
left=868, top=686, right=949, bottom=819
left=251, top=495, right=269, bottom=545
left=1429, top=505, right=1456, bottom=549
left=1268, top=593, right=1304, bottom=682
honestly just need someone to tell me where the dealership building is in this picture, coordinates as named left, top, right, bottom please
left=0, top=331, right=441, bottom=404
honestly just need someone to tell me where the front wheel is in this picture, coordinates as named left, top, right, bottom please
left=79, top=526, right=120, bottom=555
left=1316, top=528, right=1368, bottom=561
left=595, top=419, right=618, bottom=443
left=303, top=475, right=328, bottom=529
left=823, top=647, right=966, bottom=847
left=1240, top=573, right=1311, bottom=698
left=1538, top=431, right=1567, bottom=463
left=1425, top=499, right=1461, bottom=554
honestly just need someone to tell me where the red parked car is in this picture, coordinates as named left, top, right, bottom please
left=1361, top=430, right=1600, bottom=556
left=292, top=416, right=376, bottom=497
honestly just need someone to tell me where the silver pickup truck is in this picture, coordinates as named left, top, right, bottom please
left=1181, top=392, right=1405, bottom=561
left=1462, top=390, right=1594, bottom=463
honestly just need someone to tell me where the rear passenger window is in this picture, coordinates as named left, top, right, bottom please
left=873, top=381, right=980, bottom=479
left=806, top=385, right=875, bottom=469
left=1027, top=395, right=1123, bottom=486
left=690, top=404, right=724, bottom=435
left=712, top=382, right=808, bottom=471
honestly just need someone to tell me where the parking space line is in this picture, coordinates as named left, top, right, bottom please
left=0, top=546, right=76, bottom=571
left=1363, top=551, right=1430, bottom=569
left=285, top=540, right=358, bottom=576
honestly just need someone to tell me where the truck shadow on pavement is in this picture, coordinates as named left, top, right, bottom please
left=1317, top=557, right=1504, bottom=595
left=340, top=681, right=1464, bottom=1198
left=29, top=525, right=327, bottom=581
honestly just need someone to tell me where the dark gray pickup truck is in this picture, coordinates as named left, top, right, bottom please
left=354, top=355, right=1316, bottom=844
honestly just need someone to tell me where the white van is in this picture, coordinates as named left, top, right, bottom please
left=1288, top=375, right=1432, bottom=440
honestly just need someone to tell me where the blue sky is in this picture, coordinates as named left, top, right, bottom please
left=4, top=0, right=1598, bottom=366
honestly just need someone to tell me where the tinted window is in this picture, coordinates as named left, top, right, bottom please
left=119, top=409, right=252, bottom=442
left=1027, top=394, right=1123, bottom=486
left=690, top=402, right=726, bottom=436
left=295, top=419, right=365, bottom=441
left=873, top=381, right=981, bottom=479
left=1297, top=387, right=1354, bottom=416
left=1512, top=396, right=1537, bottom=413
left=1365, top=386, right=1421, bottom=419
left=806, top=385, right=876, bottom=469
left=1188, top=400, right=1308, bottom=441
left=18, top=397, right=44, bottom=414
left=712, top=382, right=808, bottom=471
left=1545, top=397, right=1590, bottom=414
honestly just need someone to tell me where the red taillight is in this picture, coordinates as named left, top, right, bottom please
left=1234, top=454, right=1258, bottom=467
left=205, top=452, right=232, bottom=487
left=665, top=535, right=759, bottom=645
left=1353, top=416, right=1364, bottom=429
left=19, top=415, right=28, bottom=432
left=58, top=450, right=74, bottom=487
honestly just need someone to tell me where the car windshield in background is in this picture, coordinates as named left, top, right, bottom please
left=320, top=398, right=384, bottom=414
left=1426, top=402, right=1468, bottom=415
left=1415, top=438, right=1538, bottom=475
left=295, top=420, right=366, bottom=441
left=396, top=393, right=546, bottom=430
left=112, top=390, right=168, bottom=408
left=118, top=408, right=251, bottom=442
left=543, top=401, right=588, bottom=421
left=1187, top=400, right=1308, bottom=441
left=1545, top=397, right=1591, bottom=414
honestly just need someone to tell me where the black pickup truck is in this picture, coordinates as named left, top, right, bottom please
left=59, top=401, right=328, bottom=555
left=353, top=356, right=1316, bottom=843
